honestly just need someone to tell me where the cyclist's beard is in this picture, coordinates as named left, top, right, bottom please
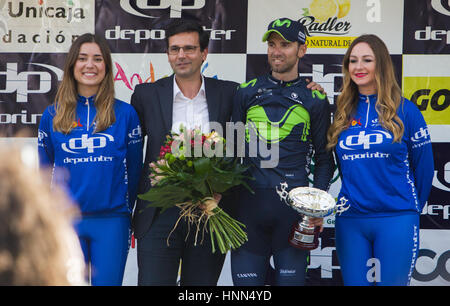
left=269, top=55, right=297, bottom=75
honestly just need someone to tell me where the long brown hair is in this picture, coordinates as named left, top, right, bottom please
left=52, top=33, right=115, bottom=134
left=327, top=34, right=404, bottom=150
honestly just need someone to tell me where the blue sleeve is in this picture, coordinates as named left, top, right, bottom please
left=37, top=107, right=55, bottom=168
left=404, top=99, right=434, bottom=211
left=126, top=106, right=143, bottom=211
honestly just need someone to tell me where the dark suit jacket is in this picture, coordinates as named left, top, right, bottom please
left=131, top=74, right=238, bottom=239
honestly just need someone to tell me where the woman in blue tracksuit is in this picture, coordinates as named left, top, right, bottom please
left=327, top=34, right=434, bottom=285
left=38, top=33, right=142, bottom=285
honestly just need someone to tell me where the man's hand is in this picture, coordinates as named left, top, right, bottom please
left=213, top=193, right=222, bottom=203
left=308, top=217, right=324, bottom=233
left=199, top=193, right=222, bottom=213
left=306, top=78, right=326, bottom=95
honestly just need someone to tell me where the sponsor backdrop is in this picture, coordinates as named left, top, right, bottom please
left=0, top=0, right=449, bottom=286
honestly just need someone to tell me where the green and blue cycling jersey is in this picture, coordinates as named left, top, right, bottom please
left=232, top=74, right=334, bottom=191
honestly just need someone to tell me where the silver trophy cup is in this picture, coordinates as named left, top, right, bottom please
left=276, top=182, right=349, bottom=250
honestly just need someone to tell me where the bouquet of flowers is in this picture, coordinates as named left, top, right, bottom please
left=138, top=126, right=252, bottom=254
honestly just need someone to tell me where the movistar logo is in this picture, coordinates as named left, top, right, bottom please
left=312, top=90, right=326, bottom=100
left=240, top=78, right=257, bottom=89
left=246, top=104, right=310, bottom=143
left=273, top=19, right=291, bottom=28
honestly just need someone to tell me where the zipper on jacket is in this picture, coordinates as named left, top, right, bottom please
left=364, top=95, right=370, bottom=128
left=86, top=98, right=90, bottom=131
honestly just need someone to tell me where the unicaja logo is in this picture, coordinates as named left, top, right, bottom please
left=119, top=0, right=205, bottom=18
left=6, top=1, right=86, bottom=23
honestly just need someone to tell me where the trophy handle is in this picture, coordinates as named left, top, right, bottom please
left=335, top=196, right=350, bottom=215
left=276, top=182, right=289, bottom=203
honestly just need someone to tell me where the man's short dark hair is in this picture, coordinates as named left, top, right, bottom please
left=165, top=19, right=209, bottom=51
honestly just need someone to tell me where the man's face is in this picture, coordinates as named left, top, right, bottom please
left=267, top=33, right=306, bottom=75
left=167, top=32, right=207, bottom=79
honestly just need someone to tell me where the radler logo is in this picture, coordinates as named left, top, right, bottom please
left=299, top=0, right=354, bottom=48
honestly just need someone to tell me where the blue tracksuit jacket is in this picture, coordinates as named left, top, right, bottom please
left=335, top=94, right=434, bottom=217
left=38, top=95, right=143, bottom=215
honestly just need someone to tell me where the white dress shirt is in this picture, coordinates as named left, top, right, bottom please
left=171, top=75, right=210, bottom=134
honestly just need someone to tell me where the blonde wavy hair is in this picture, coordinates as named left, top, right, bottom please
left=327, top=34, right=404, bottom=150
left=53, top=33, right=115, bottom=134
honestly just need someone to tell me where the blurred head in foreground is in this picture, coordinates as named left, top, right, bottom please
left=0, top=147, right=85, bottom=285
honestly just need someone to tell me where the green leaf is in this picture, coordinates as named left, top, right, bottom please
left=193, top=157, right=212, bottom=176
left=137, top=184, right=192, bottom=213
left=192, top=179, right=209, bottom=195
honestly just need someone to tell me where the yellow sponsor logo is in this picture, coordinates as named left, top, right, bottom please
left=403, top=77, right=450, bottom=124
left=306, top=36, right=356, bottom=48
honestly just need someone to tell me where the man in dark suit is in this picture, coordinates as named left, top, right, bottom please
left=130, top=20, right=238, bottom=286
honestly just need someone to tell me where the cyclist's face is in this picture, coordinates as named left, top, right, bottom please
left=167, top=32, right=207, bottom=80
left=74, top=42, right=106, bottom=97
left=348, top=42, right=377, bottom=95
left=267, top=33, right=305, bottom=79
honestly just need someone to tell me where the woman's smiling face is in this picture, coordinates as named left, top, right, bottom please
left=348, top=42, right=377, bottom=95
left=73, top=42, right=106, bottom=97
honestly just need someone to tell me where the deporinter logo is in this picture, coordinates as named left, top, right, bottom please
left=119, top=0, right=206, bottom=19
left=339, top=130, right=392, bottom=150
left=62, top=133, right=114, bottom=154
left=411, top=127, right=431, bottom=149
left=245, top=104, right=310, bottom=143
left=0, top=62, right=63, bottom=103
left=432, top=161, right=450, bottom=193
left=128, top=125, right=143, bottom=145
left=411, top=127, right=430, bottom=142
